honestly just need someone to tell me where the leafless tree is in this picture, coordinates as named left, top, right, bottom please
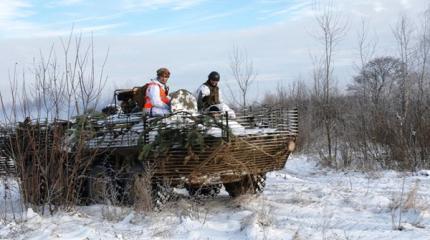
left=417, top=7, right=430, bottom=167
left=229, top=45, right=257, bottom=110
left=349, top=57, right=403, bottom=165
left=0, top=32, right=109, bottom=214
left=312, top=0, right=348, bottom=166
left=416, top=7, right=430, bottom=99
left=357, top=19, right=378, bottom=70
left=351, top=19, right=377, bottom=169
left=392, top=15, right=417, bottom=169
left=407, top=7, right=430, bottom=169
left=259, top=5, right=430, bottom=170
left=393, top=15, right=414, bottom=120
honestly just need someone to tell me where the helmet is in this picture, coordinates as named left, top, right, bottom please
left=156, top=68, right=170, bottom=78
left=208, top=71, right=220, bottom=81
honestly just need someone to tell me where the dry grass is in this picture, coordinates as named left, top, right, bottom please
left=403, top=180, right=426, bottom=211
left=292, top=229, right=301, bottom=240
left=101, top=205, right=131, bottom=222
left=389, top=179, right=428, bottom=230
left=133, top=166, right=154, bottom=213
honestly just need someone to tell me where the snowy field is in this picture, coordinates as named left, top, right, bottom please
left=1, top=155, right=430, bottom=240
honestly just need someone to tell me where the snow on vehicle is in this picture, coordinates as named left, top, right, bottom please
left=2, top=87, right=298, bottom=208
left=82, top=88, right=298, bottom=205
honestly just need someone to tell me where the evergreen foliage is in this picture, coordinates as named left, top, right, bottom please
left=138, top=114, right=230, bottom=161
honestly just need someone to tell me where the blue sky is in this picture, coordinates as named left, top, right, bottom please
left=0, top=0, right=428, bottom=106
left=0, top=0, right=314, bottom=38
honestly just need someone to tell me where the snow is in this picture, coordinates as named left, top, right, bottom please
left=205, top=120, right=278, bottom=137
left=80, top=89, right=272, bottom=148
left=85, top=112, right=278, bottom=148
left=204, top=103, right=237, bottom=119
left=2, top=155, right=430, bottom=239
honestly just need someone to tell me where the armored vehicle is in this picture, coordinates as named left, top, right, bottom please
left=81, top=88, right=298, bottom=205
left=2, top=88, right=298, bottom=208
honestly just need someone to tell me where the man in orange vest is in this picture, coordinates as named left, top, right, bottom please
left=143, top=68, right=171, bottom=117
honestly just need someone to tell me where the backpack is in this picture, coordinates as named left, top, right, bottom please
left=132, top=83, right=150, bottom=108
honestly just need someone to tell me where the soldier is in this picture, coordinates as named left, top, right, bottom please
left=143, top=68, right=171, bottom=117
left=196, top=71, right=222, bottom=111
left=195, top=71, right=236, bottom=118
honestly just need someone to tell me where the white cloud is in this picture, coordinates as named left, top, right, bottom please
left=372, top=1, right=386, bottom=12
left=0, top=0, right=429, bottom=103
left=131, top=11, right=236, bottom=35
left=122, top=0, right=205, bottom=11
left=28, top=23, right=123, bottom=38
left=0, top=0, right=32, bottom=21
left=61, top=0, right=84, bottom=5
left=0, top=1, right=42, bottom=38
left=45, top=0, right=85, bottom=7
left=172, top=0, right=206, bottom=10
left=1, top=21, right=122, bottom=39
left=267, top=0, right=313, bottom=18
left=0, top=0, right=33, bottom=34
left=0, top=1, right=53, bottom=37
left=131, top=26, right=173, bottom=35
left=400, top=0, right=412, bottom=9
left=0, top=0, right=122, bottom=38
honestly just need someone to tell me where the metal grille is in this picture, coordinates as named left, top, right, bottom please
left=85, top=108, right=299, bottom=150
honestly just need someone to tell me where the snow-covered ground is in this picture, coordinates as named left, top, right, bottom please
left=1, top=155, right=430, bottom=240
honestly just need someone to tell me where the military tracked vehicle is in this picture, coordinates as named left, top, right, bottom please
left=2, top=87, right=298, bottom=208
left=81, top=88, right=298, bottom=205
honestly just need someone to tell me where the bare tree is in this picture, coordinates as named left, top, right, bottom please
left=229, top=45, right=257, bottom=110
left=357, top=19, right=378, bottom=69
left=0, top=32, right=109, bottom=214
left=349, top=56, right=403, bottom=161
left=312, top=0, right=348, bottom=166
left=392, top=15, right=416, bottom=169
left=393, top=15, right=414, bottom=120
left=354, top=18, right=377, bottom=168
left=408, top=6, right=430, bottom=169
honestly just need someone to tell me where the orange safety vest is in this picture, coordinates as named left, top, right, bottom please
left=143, top=82, right=170, bottom=109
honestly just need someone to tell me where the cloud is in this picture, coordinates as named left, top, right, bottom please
left=0, top=0, right=32, bottom=20
left=172, top=0, right=206, bottom=10
left=400, top=0, right=412, bottom=9
left=50, top=0, right=85, bottom=7
left=267, top=0, right=313, bottom=18
left=1, top=21, right=122, bottom=39
left=0, top=0, right=33, bottom=33
left=0, top=0, right=123, bottom=38
left=31, top=23, right=123, bottom=38
left=0, top=0, right=429, bottom=104
left=0, top=1, right=44, bottom=38
left=122, top=0, right=206, bottom=11
left=130, top=26, right=172, bottom=35
left=0, top=0, right=208, bottom=38
left=130, top=11, right=237, bottom=35
left=372, top=2, right=386, bottom=13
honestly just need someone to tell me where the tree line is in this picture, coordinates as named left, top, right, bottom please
left=253, top=6, right=430, bottom=170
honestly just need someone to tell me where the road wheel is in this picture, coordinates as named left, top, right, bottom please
left=223, top=176, right=253, bottom=197
left=186, top=184, right=222, bottom=198
left=223, top=174, right=266, bottom=197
